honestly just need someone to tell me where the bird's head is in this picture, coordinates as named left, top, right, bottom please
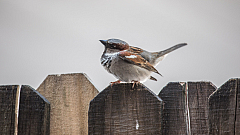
left=100, top=39, right=129, bottom=53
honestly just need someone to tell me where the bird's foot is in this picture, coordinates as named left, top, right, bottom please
left=110, top=80, right=121, bottom=87
left=131, top=80, right=140, bottom=89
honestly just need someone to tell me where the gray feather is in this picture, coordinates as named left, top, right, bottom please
left=150, top=43, right=187, bottom=66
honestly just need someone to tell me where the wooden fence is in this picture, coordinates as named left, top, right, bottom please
left=0, top=73, right=239, bottom=135
left=0, top=85, right=50, bottom=135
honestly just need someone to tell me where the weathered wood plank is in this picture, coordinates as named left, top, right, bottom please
left=188, top=82, right=216, bottom=135
left=209, top=78, right=238, bottom=135
left=235, top=78, right=240, bottom=134
left=88, top=83, right=163, bottom=135
left=18, top=85, right=50, bottom=135
left=37, top=73, right=99, bottom=135
left=0, top=85, right=18, bottom=135
left=158, top=82, right=187, bottom=135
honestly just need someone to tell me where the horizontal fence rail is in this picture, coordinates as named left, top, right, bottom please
left=0, top=73, right=239, bottom=135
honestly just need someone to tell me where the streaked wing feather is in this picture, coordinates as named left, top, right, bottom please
left=119, top=51, right=162, bottom=76
left=129, top=46, right=144, bottom=54
left=150, top=76, right=157, bottom=81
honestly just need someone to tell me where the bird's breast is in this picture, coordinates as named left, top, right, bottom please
left=101, top=53, right=119, bottom=73
left=101, top=52, right=152, bottom=82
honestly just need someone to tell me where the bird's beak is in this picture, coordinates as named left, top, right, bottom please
left=99, top=40, right=107, bottom=46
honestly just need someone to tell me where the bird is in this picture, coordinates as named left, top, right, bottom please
left=100, top=38, right=187, bottom=86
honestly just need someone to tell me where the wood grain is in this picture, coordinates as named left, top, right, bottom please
left=209, top=78, right=239, bottom=135
left=0, top=85, right=18, bottom=135
left=18, top=85, right=50, bottom=135
left=159, top=82, right=187, bottom=135
left=89, top=83, right=163, bottom=135
left=37, top=73, right=99, bottom=135
left=188, top=82, right=216, bottom=135
left=159, top=82, right=216, bottom=135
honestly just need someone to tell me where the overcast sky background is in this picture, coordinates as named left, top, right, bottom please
left=1, top=0, right=240, bottom=94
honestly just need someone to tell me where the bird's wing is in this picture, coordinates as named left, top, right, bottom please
left=119, top=51, right=162, bottom=76
left=129, top=46, right=144, bottom=54
left=150, top=76, right=157, bottom=81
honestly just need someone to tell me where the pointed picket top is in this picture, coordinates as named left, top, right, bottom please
left=0, top=85, right=50, bottom=135
left=209, top=78, right=240, bottom=135
left=88, top=83, right=163, bottom=135
left=18, top=85, right=50, bottom=135
left=37, top=73, right=99, bottom=135
left=159, top=81, right=216, bottom=135
left=0, top=85, right=18, bottom=134
left=187, top=81, right=216, bottom=134
left=159, top=82, right=188, bottom=135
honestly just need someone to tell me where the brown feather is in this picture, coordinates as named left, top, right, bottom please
left=150, top=76, right=157, bottom=81
left=129, top=46, right=143, bottom=54
left=119, top=51, right=162, bottom=76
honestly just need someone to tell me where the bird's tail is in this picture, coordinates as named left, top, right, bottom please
left=151, top=43, right=187, bottom=66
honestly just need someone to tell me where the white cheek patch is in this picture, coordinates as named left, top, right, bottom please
left=105, top=52, right=119, bottom=56
left=125, top=55, right=137, bottom=58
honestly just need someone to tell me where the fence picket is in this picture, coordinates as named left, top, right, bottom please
left=18, top=85, right=50, bottom=135
left=188, top=82, right=216, bottom=135
left=0, top=85, right=50, bottom=135
left=159, top=82, right=216, bottom=135
left=159, top=82, right=188, bottom=135
left=37, top=73, right=99, bottom=135
left=88, top=83, right=163, bottom=134
left=235, top=78, right=240, bottom=134
left=209, top=78, right=239, bottom=134
left=0, top=85, right=18, bottom=134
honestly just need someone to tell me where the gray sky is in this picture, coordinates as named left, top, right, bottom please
left=1, top=0, right=240, bottom=94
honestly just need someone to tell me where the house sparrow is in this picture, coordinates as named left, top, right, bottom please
left=100, top=38, right=187, bottom=86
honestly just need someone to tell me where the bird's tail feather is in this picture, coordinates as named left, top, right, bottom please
left=153, top=43, right=187, bottom=58
left=150, top=43, right=187, bottom=65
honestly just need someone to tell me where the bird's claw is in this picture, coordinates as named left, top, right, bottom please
left=110, top=80, right=121, bottom=87
left=131, top=80, right=140, bottom=88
